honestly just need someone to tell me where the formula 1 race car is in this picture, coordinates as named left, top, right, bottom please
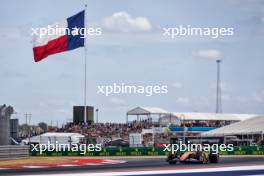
left=167, top=151, right=219, bottom=164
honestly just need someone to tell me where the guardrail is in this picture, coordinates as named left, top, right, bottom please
left=30, top=146, right=264, bottom=156
left=0, top=145, right=29, bottom=160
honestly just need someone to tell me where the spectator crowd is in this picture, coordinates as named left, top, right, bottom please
left=19, top=119, right=234, bottom=146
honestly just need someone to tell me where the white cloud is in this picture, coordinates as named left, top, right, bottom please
left=253, top=90, right=264, bottom=103
left=236, top=96, right=248, bottom=103
left=261, top=17, right=264, bottom=23
left=172, top=82, right=183, bottom=89
left=194, top=49, right=222, bottom=60
left=175, top=97, right=189, bottom=105
left=102, top=11, right=152, bottom=32
left=110, top=97, right=126, bottom=105
left=0, top=28, right=21, bottom=40
left=222, top=94, right=231, bottom=101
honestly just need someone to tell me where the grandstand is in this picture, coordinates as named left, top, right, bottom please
left=126, top=106, right=257, bottom=132
left=166, top=112, right=257, bottom=134
left=123, top=107, right=260, bottom=144
left=19, top=107, right=261, bottom=148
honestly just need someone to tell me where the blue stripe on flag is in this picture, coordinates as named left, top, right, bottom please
left=66, top=10, right=85, bottom=51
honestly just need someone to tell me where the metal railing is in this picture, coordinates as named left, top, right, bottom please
left=0, top=145, right=29, bottom=160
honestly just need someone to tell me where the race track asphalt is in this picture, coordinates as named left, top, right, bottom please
left=1, top=156, right=264, bottom=176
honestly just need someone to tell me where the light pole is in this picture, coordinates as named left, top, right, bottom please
left=25, top=112, right=32, bottom=144
left=216, top=59, right=222, bottom=113
left=181, top=114, right=186, bottom=144
left=96, top=109, right=99, bottom=123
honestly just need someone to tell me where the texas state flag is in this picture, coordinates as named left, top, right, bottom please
left=32, top=10, right=85, bottom=62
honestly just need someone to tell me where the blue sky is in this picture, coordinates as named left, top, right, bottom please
left=1, top=0, right=264, bottom=125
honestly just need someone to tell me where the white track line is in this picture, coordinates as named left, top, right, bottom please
left=22, top=166, right=49, bottom=169
left=59, top=164, right=78, bottom=167
left=83, top=163, right=103, bottom=165
left=104, top=160, right=127, bottom=163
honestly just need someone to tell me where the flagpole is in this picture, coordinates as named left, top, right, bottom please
left=84, top=4, right=88, bottom=125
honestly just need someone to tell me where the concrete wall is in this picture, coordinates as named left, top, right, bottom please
left=0, top=105, right=14, bottom=145
left=10, top=118, right=19, bottom=140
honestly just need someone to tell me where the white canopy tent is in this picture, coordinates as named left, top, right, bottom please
left=126, top=107, right=258, bottom=123
left=22, top=132, right=85, bottom=145
left=40, top=132, right=84, bottom=145
left=126, top=107, right=169, bottom=123
left=159, top=114, right=181, bottom=126
left=202, top=116, right=264, bottom=137
left=22, top=135, right=41, bottom=144
left=172, top=112, right=256, bottom=121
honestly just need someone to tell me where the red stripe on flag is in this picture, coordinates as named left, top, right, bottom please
left=33, top=35, right=68, bottom=62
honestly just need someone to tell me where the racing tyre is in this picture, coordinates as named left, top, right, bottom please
left=201, top=153, right=209, bottom=164
left=209, top=153, right=219, bottom=163
left=169, top=161, right=177, bottom=164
